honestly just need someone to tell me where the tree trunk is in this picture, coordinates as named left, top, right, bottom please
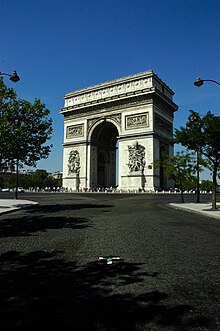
left=15, top=158, right=19, bottom=200
left=211, top=163, right=217, bottom=210
left=196, top=152, right=200, bottom=203
left=180, top=179, right=184, bottom=203
left=180, top=190, right=184, bottom=203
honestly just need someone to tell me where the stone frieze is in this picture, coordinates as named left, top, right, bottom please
left=66, top=124, right=84, bottom=138
left=64, top=77, right=152, bottom=108
left=125, top=113, right=149, bottom=130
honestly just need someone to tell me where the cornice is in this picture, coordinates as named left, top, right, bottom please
left=118, top=131, right=155, bottom=140
left=63, top=140, right=88, bottom=147
left=153, top=90, right=178, bottom=112
left=61, top=89, right=178, bottom=123
left=61, top=87, right=154, bottom=114
left=66, top=70, right=152, bottom=95
left=62, top=94, right=153, bottom=120
left=65, top=70, right=174, bottom=96
left=61, top=71, right=176, bottom=115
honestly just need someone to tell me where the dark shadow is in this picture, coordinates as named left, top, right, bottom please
left=0, top=215, right=90, bottom=238
left=0, top=250, right=211, bottom=331
left=30, top=203, right=114, bottom=213
left=0, top=203, right=114, bottom=238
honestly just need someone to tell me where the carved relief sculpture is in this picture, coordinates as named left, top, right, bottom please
left=109, top=113, right=121, bottom=126
left=88, top=114, right=121, bottom=131
left=127, top=142, right=146, bottom=172
left=66, top=124, right=84, bottom=138
left=68, top=150, right=80, bottom=175
left=126, top=113, right=149, bottom=130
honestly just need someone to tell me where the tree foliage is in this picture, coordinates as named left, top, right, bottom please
left=0, top=78, right=53, bottom=169
left=0, top=170, right=62, bottom=190
left=30, top=169, right=49, bottom=189
left=28, top=170, right=62, bottom=190
left=175, top=110, right=220, bottom=209
left=200, top=180, right=213, bottom=192
left=149, top=150, right=198, bottom=202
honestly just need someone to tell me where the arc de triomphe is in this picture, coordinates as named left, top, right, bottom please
left=60, top=70, right=178, bottom=191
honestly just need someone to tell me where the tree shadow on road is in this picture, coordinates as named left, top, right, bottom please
left=0, top=203, right=114, bottom=238
left=0, top=250, right=211, bottom=330
left=0, top=214, right=90, bottom=238
left=30, top=203, right=114, bottom=213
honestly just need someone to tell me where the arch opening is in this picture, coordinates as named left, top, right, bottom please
left=90, top=121, right=119, bottom=189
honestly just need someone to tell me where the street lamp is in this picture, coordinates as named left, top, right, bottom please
left=0, top=70, right=20, bottom=199
left=0, top=70, right=20, bottom=82
left=189, top=113, right=201, bottom=203
left=194, top=77, right=220, bottom=87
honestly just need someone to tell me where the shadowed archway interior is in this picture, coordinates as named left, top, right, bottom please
left=91, top=121, right=118, bottom=188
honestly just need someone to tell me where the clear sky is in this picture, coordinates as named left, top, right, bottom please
left=1, top=0, right=220, bottom=179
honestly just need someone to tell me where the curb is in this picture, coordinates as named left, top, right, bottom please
left=169, top=203, right=220, bottom=220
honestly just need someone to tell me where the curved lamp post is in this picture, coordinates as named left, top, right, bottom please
left=193, top=76, right=219, bottom=209
left=0, top=70, right=20, bottom=82
left=0, top=70, right=20, bottom=198
left=194, top=77, right=220, bottom=87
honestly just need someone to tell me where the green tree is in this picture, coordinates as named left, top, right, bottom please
left=200, top=180, right=213, bottom=192
left=29, top=170, right=62, bottom=190
left=149, top=151, right=197, bottom=203
left=44, top=175, right=61, bottom=189
left=175, top=110, right=220, bottom=209
left=0, top=79, right=17, bottom=167
left=183, top=175, right=197, bottom=191
left=4, top=175, right=16, bottom=189
left=30, top=169, right=49, bottom=189
left=0, top=78, right=53, bottom=198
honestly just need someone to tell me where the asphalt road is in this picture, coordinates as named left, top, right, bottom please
left=0, top=193, right=219, bottom=330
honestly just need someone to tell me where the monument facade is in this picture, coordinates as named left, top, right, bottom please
left=60, top=70, right=178, bottom=191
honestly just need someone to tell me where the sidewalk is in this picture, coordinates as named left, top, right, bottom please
left=170, top=202, right=220, bottom=219
left=0, top=199, right=38, bottom=215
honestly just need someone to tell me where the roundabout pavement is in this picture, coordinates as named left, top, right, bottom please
left=1, top=196, right=219, bottom=219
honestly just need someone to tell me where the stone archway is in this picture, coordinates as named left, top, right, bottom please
left=90, top=121, right=118, bottom=189
left=61, top=70, right=178, bottom=191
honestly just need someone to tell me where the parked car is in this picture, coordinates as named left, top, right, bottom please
left=10, top=187, right=25, bottom=192
left=169, top=188, right=181, bottom=192
left=17, top=187, right=25, bottom=193
left=2, top=188, right=10, bottom=192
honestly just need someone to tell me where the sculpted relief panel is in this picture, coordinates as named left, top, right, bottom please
left=88, top=113, right=121, bottom=131
left=68, top=150, right=80, bottom=175
left=127, top=142, right=146, bottom=173
left=125, top=112, right=149, bottom=130
left=66, top=124, right=84, bottom=139
left=110, top=113, right=121, bottom=126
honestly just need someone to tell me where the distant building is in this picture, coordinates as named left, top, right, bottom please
left=51, top=171, right=63, bottom=179
left=0, top=164, right=33, bottom=178
left=0, top=162, right=15, bottom=173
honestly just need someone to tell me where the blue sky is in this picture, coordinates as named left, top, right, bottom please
left=1, top=0, right=220, bottom=179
